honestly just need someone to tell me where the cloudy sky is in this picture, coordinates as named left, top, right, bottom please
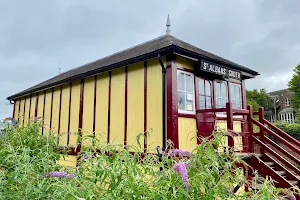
left=0, top=0, right=300, bottom=119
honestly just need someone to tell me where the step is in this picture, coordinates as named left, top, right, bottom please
left=265, top=162, right=274, bottom=167
left=288, top=180, right=298, bottom=186
left=276, top=171, right=286, bottom=176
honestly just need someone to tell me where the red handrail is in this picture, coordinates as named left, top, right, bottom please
left=232, top=109, right=249, bottom=115
left=196, top=108, right=226, bottom=113
left=251, top=118, right=300, bottom=155
left=264, top=137, right=300, bottom=167
left=252, top=137, right=300, bottom=176
left=263, top=119, right=300, bottom=148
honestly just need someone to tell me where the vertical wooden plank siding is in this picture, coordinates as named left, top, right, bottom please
left=42, top=91, right=46, bottom=134
left=176, top=56, right=194, bottom=70
left=78, top=79, right=84, bottom=152
left=19, top=97, right=25, bottom=126
left=51, top=87, right=61, bottom=133
left=24, top=96, right=30, bottom=125
left=143, top=61, right=147, bottom=152
left=82, top=77, right=94, bottom=146
left=95, top=73, right=109, bottom=144
left=166, top=56, right=179, bottom=149
left=30, top=94, right=36, bottom=120
left=127, top=63, right=144, bottom=148
left=34, top=93, right=39, bottom=117
left=147, top=59, right=163, bottom=150
left=67, top=82, right=72, bottom=145
left=57, top=86, right=63, bottom=134
left=28, top=94, right=32, bottom=122
left=124, top=67, right=128, bottom=146
left=69, top=80, right=80, bottom=146
left=178, top=117, right=197, bottom=151
left=43, top=90, right=53, bottom=133
left=37, top=93, right=44, bottom=118
left=14, top=100, right=20, bottom=121
left=110, top=68, right=125, bottom=145
left=107, top=72, right=111, bottom=143
left=92, top=75, right=97, bottom=134
left=49, top=89, right=54, bottom=129
left=12, top=101, right=16, bottom=119
left=59, top=85, right=70, bottom=146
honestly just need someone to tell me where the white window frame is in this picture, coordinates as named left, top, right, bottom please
left=177, top=70, right=195, bottom=114
left=285, top=98, right=290, bottom=106
left=230, top=83, right=242, bottom=109
left=214, top=80, right=228, bottom=118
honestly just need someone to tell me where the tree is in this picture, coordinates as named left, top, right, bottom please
left=246, top=88, right=273, bottom=118
left=288, top=64, right=300, bottom=109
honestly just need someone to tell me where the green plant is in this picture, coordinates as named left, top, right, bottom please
left=0, top=123, right=297, bottom=199
left=273, top=121, right=300, bottom=136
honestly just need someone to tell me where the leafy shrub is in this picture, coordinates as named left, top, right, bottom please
left=0, top=123, right=297, bottom=199
left=273, top=121, right=300, bottom=136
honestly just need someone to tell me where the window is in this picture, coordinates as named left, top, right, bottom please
left=177, top=70, right=195, bottom=114
left=198, top=79, right=212, bottom=109
left=230, top=83, right=242, bottom=109
left=285, top=98, right=290, bottom=106
left=215, top=81, right=228, bottom=108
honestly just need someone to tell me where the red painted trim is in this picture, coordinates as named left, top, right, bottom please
left=57, top=86, right=63, bottom=134
left=93, top=75, right=97, bottom=134
left=226, top=102, right=234, bottom=147
left=194, top=63, right=201, bottom=145
left=107, top=72, right=111, bottom=143
left=67, top=82, right=72, bottom=145
left=176, top=66, right=194, bottom=73
left=178, top=113, right=196, bottom=119
left=78, top=80, right=84, bottom=132
left=49, top=88, right=54, bottom=129
left=42, top=91, right=46, bottom=135
left=124, top=67, right=128, bottom=146
left=18, top=97, right=21, bottom=122
left=34, top=93, right=38, bottom=117
left=143, top=61, right=147, bottom=152
left=12, top=101, right=16, bottom=119
left=166, top=55, right=179, bottom=149
left=23, top=96, right=26, bottom=125
left=28, top=94, right=32, bottom=121
left=77, top=79, right=84, bottom=153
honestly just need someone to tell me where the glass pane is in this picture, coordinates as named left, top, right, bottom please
left=216, top=98, right=222, bottom=108
left=199, top=95, right=205, bottom=109
left=177, top=72, right=184, bottom=91
left=186, top=74, right=193, bottom=93
left=236, top=85, right=241, bottom=100
left=231, top=100, right=236, bottom=109
left=186, top=100, right=194, bottom=111
left=230, top=84, right=235, bottom=100
left=199, top=79, right=205, bottom=95
left=206, top=97, right=212, bottom=108
left=205, top=80, right=211, bottom=96
left=215, top=82, right=221, bottom=98
left=178, top=91, right=185, bottom=110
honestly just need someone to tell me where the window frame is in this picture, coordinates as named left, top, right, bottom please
left=198, top=78, right=213, bottom=110
left=285, top=98, right=290, bottom=106
left=230, top=83, right=242, bottom=109
left=177, top=70, right=196, bottom=114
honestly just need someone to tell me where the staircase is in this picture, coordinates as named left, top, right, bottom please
left=220, top=103, right=300, bottom=194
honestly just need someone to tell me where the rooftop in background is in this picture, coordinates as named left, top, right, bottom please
left=7, top=34, right=259, bottom=100
left=268, top=88, right=294, bottom=97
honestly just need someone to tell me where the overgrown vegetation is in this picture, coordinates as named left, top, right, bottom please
left=273, top=121, right=300, bottom=136
left=0, top=122, right=297, bottom=199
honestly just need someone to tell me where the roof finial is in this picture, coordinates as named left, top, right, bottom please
left=166, top=14, right=171, bottom=35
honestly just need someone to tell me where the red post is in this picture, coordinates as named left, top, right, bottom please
left=258, top=107, right=265, bottom=154
left=247, top=105, right=254, bottom=153
left=226, top=102, right=234, bottom=149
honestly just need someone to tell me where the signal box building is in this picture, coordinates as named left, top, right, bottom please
left=7, top=33, right=259, bottom=153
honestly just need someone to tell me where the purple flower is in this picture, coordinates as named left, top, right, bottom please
left=289, top=195, right=296, bottom=200
left=173, top=162, right=189, bottom=190
left=67, top=173, right=74, bottom=179
left=168, top=149, right=191, bottom=157
left=84, top=154, right=90, bottom=160
left=33, top=116, right=42, bottom=121
left=45, top=171, right=67, bottom=178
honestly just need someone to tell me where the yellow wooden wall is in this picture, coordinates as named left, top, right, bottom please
left=59, top=85, right=70, bottom=146
left=29, top=94, right=36, bottom=120
left=37, top=92, right=44, bottom=119
left=82, top=77, right=95, bottom=146
left=14, top=100, right=20, bottom=121
left=110, top=68, right=125, bottom=145
left=69, top=81, right=80, bottom=146
left=43, top=89, right=52, bottom=133
left=127, top=63, right=144, bottom=147
left=51, top=88, right=60, bottom=133
left=178, top=117, right=198, bottom=151
left=147, top=59, right=163, bottom=149
left=19, top=97, right=25, bottom=126
left=24, top=96, right=30, bottom=124
left=95, top=72, right=109, bottom=144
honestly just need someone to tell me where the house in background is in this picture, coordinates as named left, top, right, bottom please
left=268, top=88, right=295, bottom=123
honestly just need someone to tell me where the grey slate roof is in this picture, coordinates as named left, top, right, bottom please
left=7, top=34, right=259, bottom=100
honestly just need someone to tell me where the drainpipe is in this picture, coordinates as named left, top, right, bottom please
left=157, top=54, right=166, bottom=149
